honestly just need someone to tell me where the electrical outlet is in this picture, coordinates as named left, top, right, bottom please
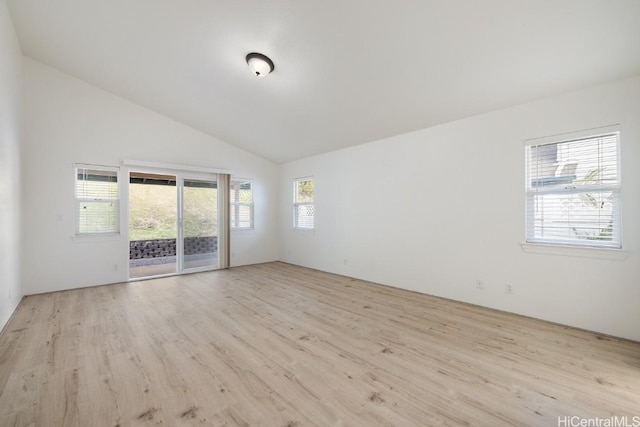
left=505, top=283, right=514, bottom=294
left=343, top=259, right=348, bottom=265
left=475, top=279, right=484, bottom=289
left=112, top=264, right=118, bottom=271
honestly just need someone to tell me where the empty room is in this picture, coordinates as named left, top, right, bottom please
left=1, top=1, right=639, bottom=426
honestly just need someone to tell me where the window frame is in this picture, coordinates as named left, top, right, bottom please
left=524, top=127, right=621, bottom=249
left=230, top=179, right=254, bottom=230
left=293, top=177, right=315, bottom=230
left=74, top=164, right=120, bottom=237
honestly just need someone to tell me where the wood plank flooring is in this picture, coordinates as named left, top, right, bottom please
left=0, top=262, right=638, bottom=426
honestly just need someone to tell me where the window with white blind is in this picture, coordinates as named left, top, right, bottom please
left=525, top=128, right=620, bottom=248
left=293, top=177, right=314, bottom=229
left=75, top=165, right=120, bottom=236
left=231, top=179, right=253, bottom=229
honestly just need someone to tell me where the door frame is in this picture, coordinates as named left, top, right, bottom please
left=123, top=162, right=229, bottom=281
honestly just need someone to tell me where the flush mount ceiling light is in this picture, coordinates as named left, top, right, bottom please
left=246, top=52, right=274, bottom=77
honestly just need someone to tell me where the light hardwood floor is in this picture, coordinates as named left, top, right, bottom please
left=0, top=262, right=638, bottom=426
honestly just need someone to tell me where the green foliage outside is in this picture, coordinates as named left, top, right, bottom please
left=129, top=184, right=217, bottom=241
left=296, top=179, right=314, bottom=202
left=183, top=185, right=217, bottom=238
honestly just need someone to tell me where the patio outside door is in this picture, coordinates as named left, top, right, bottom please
left=180, top=178, right=218, bottom=271
left=128, top=171, right=219, bottom=279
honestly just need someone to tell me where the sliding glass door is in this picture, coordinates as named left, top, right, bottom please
left=128, top=171, right=220, bottom=279
left=129, top=172, right=178, bottom=278
left=181, top=178, right=218, bottom=271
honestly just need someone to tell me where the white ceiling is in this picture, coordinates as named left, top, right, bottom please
left=6, top=1, right=640, bottom=163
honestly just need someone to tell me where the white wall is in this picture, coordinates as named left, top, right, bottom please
left=279, top=76, right=640, bottom=342
left=22, top=58, right=279, bottom=295
left=13, top=45, right=640, bottom=341
left=0, top=0, right=22, bottom=330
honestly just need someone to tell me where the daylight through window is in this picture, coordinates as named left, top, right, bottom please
left=75, top=165, right=120, bottom=235
left=231, top=179, right=254, bottom=229
left=294, top=178, right=314, bottom=229
left=525, top=130, right=620, bottom=248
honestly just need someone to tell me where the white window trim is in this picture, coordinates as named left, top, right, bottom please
left=524, top=125, right=622, bottom=250
left=293, top=176, right=315, bottom=231
left=122, top=159, right=232, bottom=175
left=520, top=242, right=628, bottom=260
left=524, top=125, right=620, bottom=147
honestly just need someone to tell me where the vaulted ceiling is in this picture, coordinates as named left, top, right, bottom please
left=6, top=0, right=640, bottom=163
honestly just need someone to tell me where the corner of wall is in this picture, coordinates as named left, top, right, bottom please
left=0, top=0, right=25, bottom=331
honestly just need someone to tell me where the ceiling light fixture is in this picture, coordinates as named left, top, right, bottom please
left=246, top=52, right=274, bottom=77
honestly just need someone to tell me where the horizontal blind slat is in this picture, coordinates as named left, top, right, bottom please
left=75, top=166, right=120, bottom=235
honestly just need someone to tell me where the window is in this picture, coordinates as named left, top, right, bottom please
left=293, top=177, right=314, bottom=229
left=75, top=165, right=120, bottom=235
left=231, top=179, right=253, bottom=229
left=525, top=129, right=620, bottom=248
